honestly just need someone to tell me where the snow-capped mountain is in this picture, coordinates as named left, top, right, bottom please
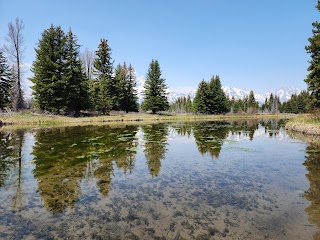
left=135, top=76, right=302, bottom=104
left=274, top=87, right=301, bottom=102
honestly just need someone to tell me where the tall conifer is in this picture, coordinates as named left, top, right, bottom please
left=30, top=25, right=67, bottom=113
left=142, top=60, right=169, bottom=114
left=93, top=39, right=113, bottom=114
left=124, top=64, right=138, bottom=112
left=193, top=80, right=210, bottom=113
left=31, top=26, right=89, bottom=115
left=305, top=2, right=320, bottom=109
left=63, top=30, right=89, bottom=116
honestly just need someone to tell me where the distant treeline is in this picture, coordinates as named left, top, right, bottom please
left=170, top=85, right=312, bottom=114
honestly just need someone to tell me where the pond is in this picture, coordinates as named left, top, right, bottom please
left=0, top=119, right=319, bottom=239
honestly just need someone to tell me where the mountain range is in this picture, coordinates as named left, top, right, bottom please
left=135, top=76, right=302, bottom=104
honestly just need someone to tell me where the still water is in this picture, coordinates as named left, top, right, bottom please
left=0, top=119, right=319, bottom=239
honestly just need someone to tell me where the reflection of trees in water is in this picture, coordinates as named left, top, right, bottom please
left=142, top=124, right=169, bottom=177
left=171, top=123, right=192, bottom=137
left=11, top=131, right=24, bottom=210
left=32, top=125, right=138, bottom=212
left=193, top=122, right=230, bottom=159
left=260, top=119, right=285, bottom=137
left=173, top=120, right=261, bottom=158
left=0, top=132, right=18, bottom=186
left=0, top=130, right=24, bottom=210
left=229, top=120, right=259, bottom=141
left=303, top=142, right=320, bottom=240
left=288, top=131, right=320, bottom=240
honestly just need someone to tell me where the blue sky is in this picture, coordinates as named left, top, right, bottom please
left=0, top=0, right=318, bottom=94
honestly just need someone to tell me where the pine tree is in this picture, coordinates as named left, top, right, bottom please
left=30, top=26, right=89, bottom=115
left=30, top=25, right=67, bottom=113
left=305, top=2, right=320, bottom=109
left=93, top=38, right=114, bottom=114
left=124, top=64, right=138, bottom=112
left=208, top=76, right=219, bottom=113
left=114, top=63, right=138, bottom=113
left=113, top=63, right=125, bottom=110
left=63, top=30, right=89, bottom=116
left=170, top=96, right=193, bottom=113
left=193, top=80, right=210, bottom=113
left=0, top=51, right=13, bottom=110
left=243, top=96, right=249, bottom=112
left=186, top=95, right=193, bottom=112
left=268, top=93, right=274, bottom=112
left=248, top=90, right=258, bottom=113
left=280, top=91, right=310, bottom=113
left=261, top=98, right=268, bottom=112
left=209, top=75, right=229, bottom=114
left=142, top=60, right=169, bottom=114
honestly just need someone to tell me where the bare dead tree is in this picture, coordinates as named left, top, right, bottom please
left=4, top=18, right=25, bottom=111
left=80, top=48, right=93, bottom=79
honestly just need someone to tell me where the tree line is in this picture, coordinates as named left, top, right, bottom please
left=30, top=25, right=141, bottom=116
left=0, top=22, right=169, bottom=115
left=170, top=85, right=313, bottom=115
left=1, top=0, right=320, bottom=116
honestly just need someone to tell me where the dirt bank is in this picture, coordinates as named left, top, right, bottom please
left=286, top=121, right=320, bottom=135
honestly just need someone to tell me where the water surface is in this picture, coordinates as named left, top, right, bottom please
left=0, top=119, right=319, bottom=239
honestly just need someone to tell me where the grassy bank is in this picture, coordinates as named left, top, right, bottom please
left=0, top=112, right=296, bottom=130
left=285, top=114, right=320, bottom=135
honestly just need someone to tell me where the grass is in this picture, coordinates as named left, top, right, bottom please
left=0, top=111, right=297, bottom=130
left=285, top=114, right=320, bottom=135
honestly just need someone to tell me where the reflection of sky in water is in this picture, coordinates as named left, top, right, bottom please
left=0, top=121, right=318, bottom=240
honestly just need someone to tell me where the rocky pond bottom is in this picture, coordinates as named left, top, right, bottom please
left=0, top=119, right=319, bottom=239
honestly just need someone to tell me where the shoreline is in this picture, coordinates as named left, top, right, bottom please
left=1, top=112, right=319, bottom=135
left=285, top=115, right=320, bottom=136
left=0, top=112, right=296, bottom=130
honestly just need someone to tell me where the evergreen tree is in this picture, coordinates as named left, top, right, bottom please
left=280, top=91, right=310, bottom=113
left=261, top=98, right=268, bottom=112
left=0, top=51, right=13, bottom=110
left=305, top=2, right=320, bottom=109
left=229, top=96, right=236, bottom=113
left=268, top=93, right=274, bottom=112
left=93, top=38, right=114, bottom=114
left=243, top=96, right=249, bottom=112
left=248, top=90, right=256, bottom=108
left=209, top=75, right=229, bottom=114
left=30, top=25, right=67, bottom=113
left=114, top=63, right=126, bottom=110
left=124, top=64, right=138, bottom=112
left=186, top=95, right=193, bottom=112
left=115, top=63, right=138, bottom=113
left=63, top=30, right=89, bottom=116
left=193, top=80, right=210, bottom=113
left=193, top=76, right=229, bottom=114
left=248, top=90, right=258, bottom=113
left=31, top=26, right=89, bottom=115
left=170, top=96, right=193, bottom=113
left=142, top=60, right=169, bottom=114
